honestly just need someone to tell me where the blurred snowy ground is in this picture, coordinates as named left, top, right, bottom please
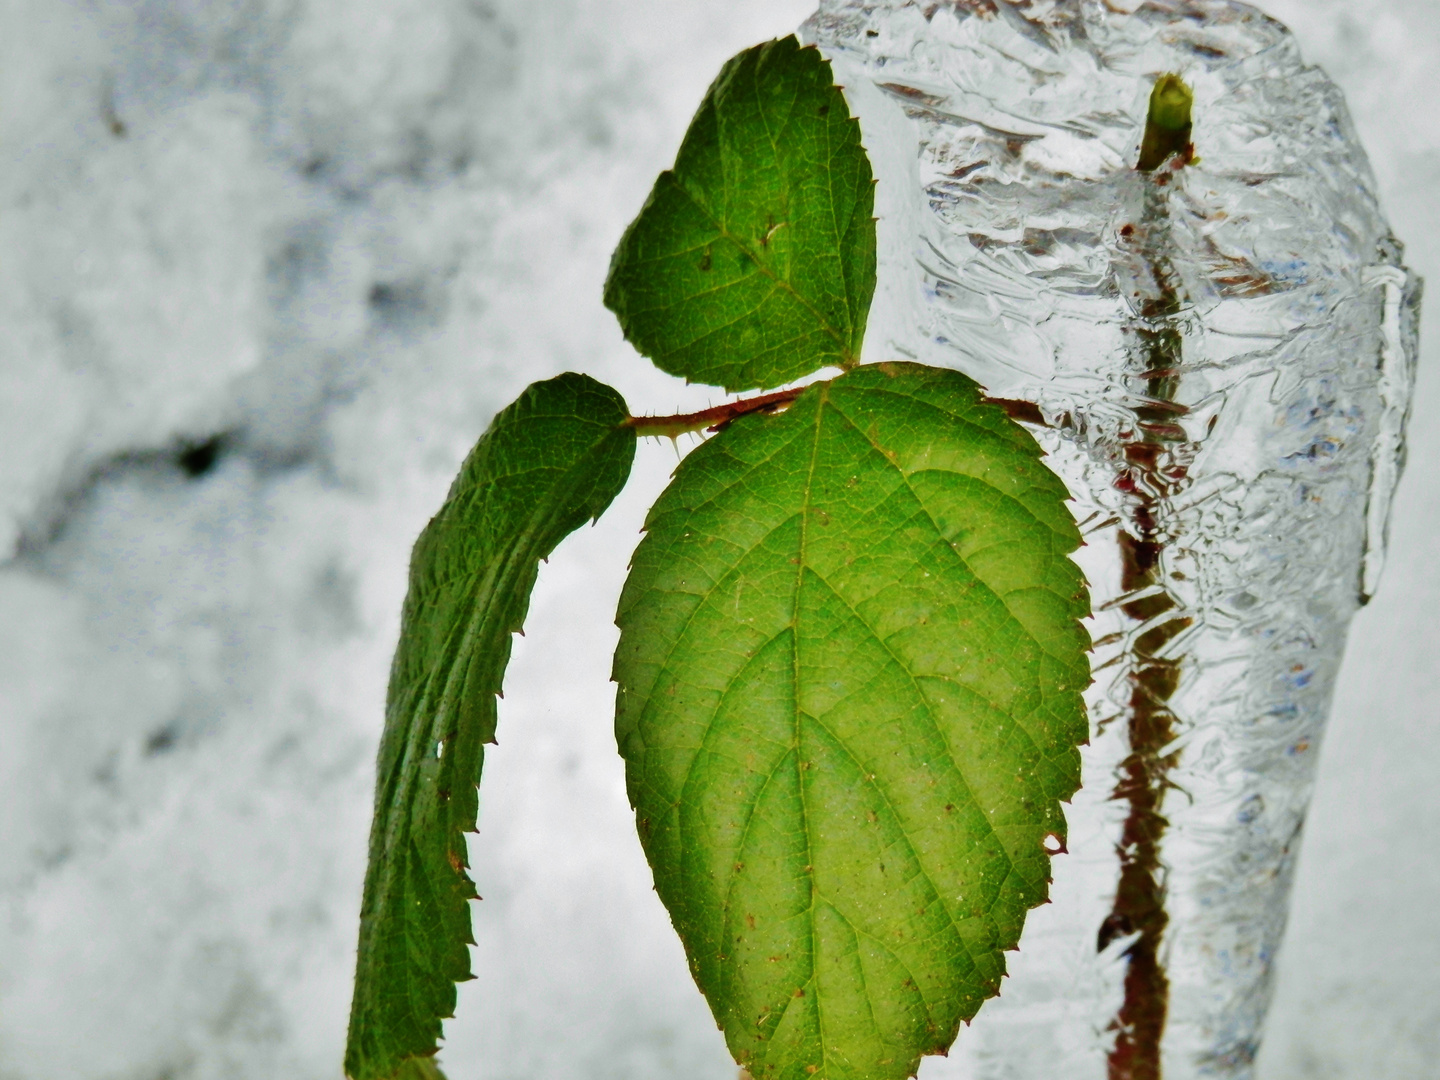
left=0, top=1, right=1434, bottom=1078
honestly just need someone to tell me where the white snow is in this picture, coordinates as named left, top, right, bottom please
left=0, top=1, right=1435, bottom=1078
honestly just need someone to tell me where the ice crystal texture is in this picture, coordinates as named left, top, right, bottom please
left=803, top=1, right=1421, bottom=1076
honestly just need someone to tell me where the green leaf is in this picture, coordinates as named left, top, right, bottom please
left=613, top=362, right=1089, bottom=1080
left=393, top=1059, right=448, bottom=1080
left=346, top=373, right=636, bottom=1080
left=604, top=35, right=876, bottom=394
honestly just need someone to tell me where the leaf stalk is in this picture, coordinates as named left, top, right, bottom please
left=625, top=385, right=813, bottom=439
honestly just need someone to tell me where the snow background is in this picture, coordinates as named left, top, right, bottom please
left=0, top=0, right=1434, bottom=1077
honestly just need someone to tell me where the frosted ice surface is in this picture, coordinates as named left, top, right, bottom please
left=802, top=1, right=1420, bottom=1076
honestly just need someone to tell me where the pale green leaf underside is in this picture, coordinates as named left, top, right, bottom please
left=604, top=35, right=876, bottom=394
left=614, top=363, right=1089, bottom=1080
left=346, top=373, right=635, bottom=1080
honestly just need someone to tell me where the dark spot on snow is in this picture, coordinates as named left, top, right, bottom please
left=177, top=434, right=226, bottom=478
left=100, top=73, right=126, bottom=138
left=145, top=724, right=180, bottom=756
left=368, top=279, right=439, bottom=330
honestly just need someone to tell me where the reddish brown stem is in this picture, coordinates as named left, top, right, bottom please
left=1102, top=521, right=1188, bottom=1079
left=626, top=386, right=808, bottom=439
left=626, top=380, right=1047, bottom=444
left=1102, top=74, right=1196, bottom=1079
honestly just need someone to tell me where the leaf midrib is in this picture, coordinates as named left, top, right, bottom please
left=779, top=388, right=984, bottom=1075
left=790, top=379, right=828, bottom=1072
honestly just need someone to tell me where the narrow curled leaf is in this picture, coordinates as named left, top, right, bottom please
left=604, top=35, right=876, bottom=394
left=346, top=373, right=635, bottom=1080
left=614, top=363, right=1090, bottom=1080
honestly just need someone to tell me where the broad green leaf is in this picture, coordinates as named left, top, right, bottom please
left=604, top=35, right=876, bottom=394
left=613, top=362, right=1089, bottom=1080
left=346, top=373, right=636, bottom=1080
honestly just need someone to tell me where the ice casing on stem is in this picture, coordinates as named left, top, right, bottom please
left=1096, top=73, right=1196, bottom=1080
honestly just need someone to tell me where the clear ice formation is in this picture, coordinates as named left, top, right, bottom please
left=802, top=1, right=1421, bottom=1076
